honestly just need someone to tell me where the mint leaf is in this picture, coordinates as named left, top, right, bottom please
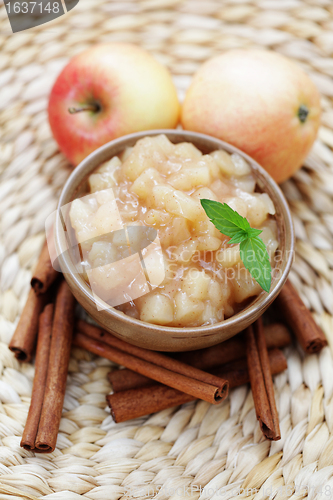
left=247, top=227, right=263, bottom=238
left=200, top=200, right=251, bottom=237
left=200, top=198, right=272, bottom=293
left=240, top=237, right=272, bottom=293
left=228, top=230, right=249, bottom=245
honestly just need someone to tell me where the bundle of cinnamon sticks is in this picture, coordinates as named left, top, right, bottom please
left=71, top=319, right=290, bottom=441
left=21, top=282, right=75, bottom=452
left=9, top=241, right=59, bottom=363
left=10, top=240, right=328, bottom=451
left=9, top=241, right=75, bottom=453
left=105, top=323, right=289, bottom=434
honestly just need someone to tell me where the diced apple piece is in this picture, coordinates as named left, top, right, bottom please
left=211, top=150, right=236, bottom=176
left=197, top=236, right=221, bottom=252
left=151, top=184, right=174, bottom=209
left=157, top=226, right=173, bottom=248
left=168, top=165, right=210, bottom=190
left=207, top=280, right=222, bottom=308
left=139, top=136, right=168, bottom=159
left=153, top=134, right=175, bottom=156
left=122, top=138, right=160, bottom=181
left=224, top=197, right=248, bottom=218
left=191, top=187, right=218, bottom=202
left=173, top=142, right=202, bottom=160
left=165, top=171, right=191, bottom=191
left=76, top=228, right=101, bottom=249
left=122, top=152, right=154, bottom=181
left=144, top=209, right=171, bottom=226
left=89, top=241, right=118, bottom=267
left=260, top=193, right=275, bottom=215
left=208, top=279, right=231, bottom=309
left=119, top=203, right=138, bottom=220
left=174, top=291, right=204, bottom=325
left=224, top=303, right=235, bottom=318
left=233, top=175, right=256, bottom=193
left=90, top=171, right=119, bottom=192
left=97, top=156, right=122, bottom=174
left=173, top=240, right=198, bottom=263
left=142, top=242, right=165, bottom=288
left=210, top=179, right=233, bottom=198
left=93, top=201, right=123, bottom=236
left=181, top=269, right=210, bottom=300
left=198, top=155, right=220, bottom=178
left=69, top=198, right=95, bottom=232
left=164, top=190, right=205, bottom=221
left=88, top=254, right=147, bottom=304
left=121, top=147, right=133, bottom=162
left=216, top=245, right=242, bottom=268
left=131, top=136, right=168, bottom=175
left=95, top=189, right=117, bottom=205
left=140, top=293, right=174, bottom=325
left=172, top=217, right=191, bottom=245
left=112, top=230, right=129, bottom=247
left=160, top=270, right=178, bottom=292
left=246, top=193, right=275, bottom=226
left=192, top=219, right=223, bottom=239
left=131, top=168, right=164, bottom=199
left=202, top=303, right=223, bottom=324
left=160, top=217, right=189, bottom=248
left=232, top=267, right=262, bottom=303
left=126, top=224, right=147, bottom=253
left=259, top=223, right=279, bottom=259
left=231, top=153, right=251, bottom=176
left=187, top=165, right=211, bottom=187
left=69, top=199, right=101, bottom=247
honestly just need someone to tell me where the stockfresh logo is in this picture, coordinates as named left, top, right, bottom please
left=45, top=188, right=166, bottom=312
left=5, top=0, right=80, bottom=33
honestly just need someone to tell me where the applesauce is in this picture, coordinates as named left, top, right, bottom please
left=69, top=134, right=278, bottom=327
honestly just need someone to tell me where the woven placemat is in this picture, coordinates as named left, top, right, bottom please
left=1, top=0, right=333, bottom=498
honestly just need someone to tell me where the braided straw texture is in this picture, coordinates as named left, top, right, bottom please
left=1, top=0, right=333, bottom=498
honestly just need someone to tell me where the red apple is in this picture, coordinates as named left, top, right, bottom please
left=181, top=50, right=321, bottom=183
left=48, top=43, right=180, bottom=166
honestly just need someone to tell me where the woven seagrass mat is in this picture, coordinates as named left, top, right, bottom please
left=1, top=0, right=333, bottom=498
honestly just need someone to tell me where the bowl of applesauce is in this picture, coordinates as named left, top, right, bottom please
left=55, top=130, right=294, bottom=351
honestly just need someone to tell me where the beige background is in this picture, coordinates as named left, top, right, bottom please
left=1, top=1, right=333, bottom=498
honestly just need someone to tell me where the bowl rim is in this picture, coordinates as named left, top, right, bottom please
left=56, top=129, right=295, bottom=338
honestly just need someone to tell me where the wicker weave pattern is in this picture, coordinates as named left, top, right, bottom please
left=1, top=1, right=333, bottom=498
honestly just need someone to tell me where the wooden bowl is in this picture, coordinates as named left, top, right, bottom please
left=55, top=130, right=294, bottom=351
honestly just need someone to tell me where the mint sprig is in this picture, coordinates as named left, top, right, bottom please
left=200, top=199, right=272, bottom=293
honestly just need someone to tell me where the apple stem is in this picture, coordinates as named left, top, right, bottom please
left=68, top=104, right=100, bottom=114
left=298, top=105, right=309, bottom=123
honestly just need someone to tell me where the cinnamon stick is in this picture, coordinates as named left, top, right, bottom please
left=255, top=318, right=280, bottom=439
left=73, top=332, right=228, bottom=404
left=21, top=304, right=54, bottom=451
left=31, top=240, right=58, bottom=295
left=109, top=385, right=194, bottom=423
left=9, top=289, right=49, bottom=362
left=76, top=321, right=229, bottom=400
left=106, top=348, right=287, bottom=423
left=108, top=369, right=153, bottom=393
left=275, top=279, right=327, bottom=353
left=175, top=322, right=290, bottom=368
left=108, top=322, right=291, bottom=393
left=246, top=320, right=280, bottom=441
left=34, top=281, right=75, bottom=453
